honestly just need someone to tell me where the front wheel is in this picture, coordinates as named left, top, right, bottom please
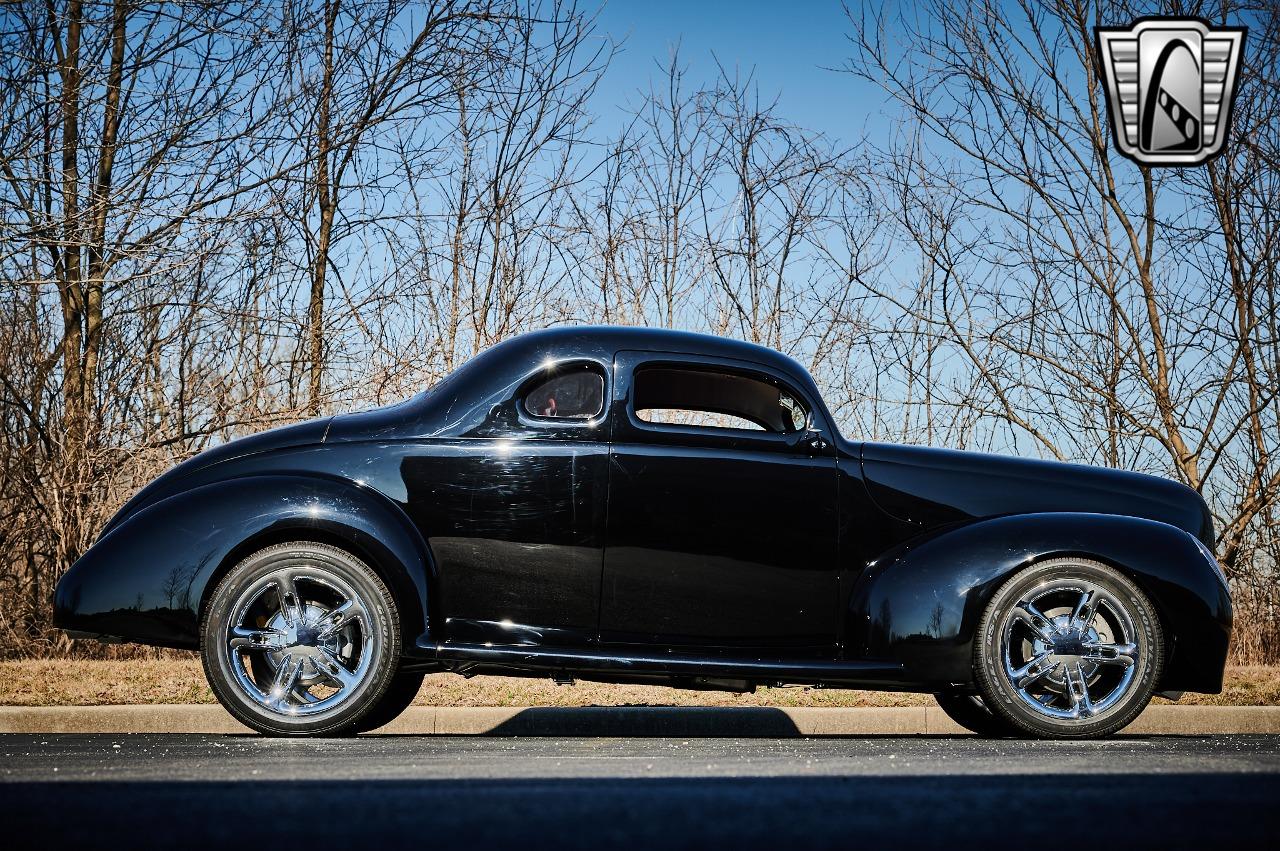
left=201, top=541, right=401, bottom=736
left=974, top=557, right=1163, bottom=739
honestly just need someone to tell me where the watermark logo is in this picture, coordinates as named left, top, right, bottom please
left=1096, top=17, right=1246, bottom=166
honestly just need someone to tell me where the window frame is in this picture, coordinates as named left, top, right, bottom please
left=514, top=358, right=611, bottom=433
left=615, top=352, right=825, bottom=451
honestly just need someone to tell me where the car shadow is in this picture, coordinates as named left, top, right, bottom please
left=368, top=705, right=970, bottom=738
left=473, top=705, right=805, bottom=737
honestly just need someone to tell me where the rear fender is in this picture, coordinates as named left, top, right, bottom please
left=846, top=512, right=1232, bottom=693
left=54, top=474, right=433, bottom=651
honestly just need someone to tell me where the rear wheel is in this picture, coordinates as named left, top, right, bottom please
left=201, top=541, right=400, bottom=736
left=933, top=692, right=1018, bottom=737
left=974, top=557, right=1163, bottom=739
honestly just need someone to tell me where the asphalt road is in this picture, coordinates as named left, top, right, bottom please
left=3, top=734, right=1278, bottom=848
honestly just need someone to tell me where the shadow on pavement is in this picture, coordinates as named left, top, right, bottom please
left=479, top=705, right=806, bottom=737
left=363, top=705, right=971, bottom=737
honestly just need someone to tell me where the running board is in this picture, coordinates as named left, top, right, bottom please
left=417, top=641, right=904, bottom=687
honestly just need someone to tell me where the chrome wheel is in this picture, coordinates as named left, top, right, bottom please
left=224, top=562, right=379, bottom=718
left=1000, top=578, right=1139, bottom=721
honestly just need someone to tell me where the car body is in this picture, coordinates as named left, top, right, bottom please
left=54, top=326, right=1232, bottom=736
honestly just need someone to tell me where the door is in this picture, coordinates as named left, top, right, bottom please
left=399, top=360, right=610, bottom=648
left=599, top=352, right=840, bottom=654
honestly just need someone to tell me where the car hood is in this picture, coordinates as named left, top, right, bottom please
left=860, top=442, right=1214, bottom=548
left=101, top=416, right=334, bottom=537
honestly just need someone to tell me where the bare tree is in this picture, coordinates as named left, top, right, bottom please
left=277, top=0, right=507, bottom=414
left=394, top=1, right=607, bottom=370
left=0, top=1, right=300, bottom=646
left=700, top=66, right=843, bottom=350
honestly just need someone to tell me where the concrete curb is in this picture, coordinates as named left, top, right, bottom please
left=2, top=704, right=1278, bottom=736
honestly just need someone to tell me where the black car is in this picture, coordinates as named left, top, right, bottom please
left=55, top=326, right=1231, bottom=738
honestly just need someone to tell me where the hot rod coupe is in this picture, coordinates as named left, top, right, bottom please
left=55, top=327, right=1231, bottom=738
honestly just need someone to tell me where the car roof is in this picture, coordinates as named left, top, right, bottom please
left=500, top=325, right=811, bottom=381
left=400, top=325, right=835, bottom=438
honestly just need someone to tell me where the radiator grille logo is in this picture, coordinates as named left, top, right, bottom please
left=1095, top=17, right=1246, bottom=166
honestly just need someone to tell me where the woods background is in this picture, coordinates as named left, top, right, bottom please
left=1, top=0, right=1277, bottom=662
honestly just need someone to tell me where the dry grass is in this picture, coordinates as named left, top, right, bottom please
left=3, top=658, right=1278, bottom=708
left=3, top=659, right=216, bottom=706
left=1162, top=665, right=1280, bottom=706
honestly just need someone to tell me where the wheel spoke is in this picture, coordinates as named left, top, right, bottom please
left=1078, top=664, right=1095, bottom=717
left=314, top=648, right=358, bottom=689
left=267, top=654, right=303, bottom=708
left=317, top=598, right=365, bottom=639
left=1071, top=588, right=1101, bottom=630
left=1011, top=600, right=1057, bottom=641
left=274, top=572, right=306, bottom=626
left=1083, top=641, right=1138, bottom=667
left=1010, top=653, right=1059, bottom=690
left=1063, top=662, right=1093, bottom=718
left=229, top=625, right=286, bottom=651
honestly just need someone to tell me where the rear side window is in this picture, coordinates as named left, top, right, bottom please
left=523, top=367, right=605, bottom=420
left=633, top=366, right=807, bottom=433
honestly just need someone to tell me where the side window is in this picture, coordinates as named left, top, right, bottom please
left=523, top=366, right=605, bottom=420
left=633, top=366, right=808, bottom=433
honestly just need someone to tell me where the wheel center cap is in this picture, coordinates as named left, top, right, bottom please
left=287, top=624, right=319, bottom=648
left=1052, top=633, right=1085, bottom=656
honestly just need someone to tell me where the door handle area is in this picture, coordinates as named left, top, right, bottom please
left=800, top=431, right=830, bottom=456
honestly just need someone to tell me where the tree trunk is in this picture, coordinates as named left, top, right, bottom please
left=56, top=0, right=85, bottom=459
left=80, top=0, right=128, bottom=451
left=307, top=0, right=339, bottom=417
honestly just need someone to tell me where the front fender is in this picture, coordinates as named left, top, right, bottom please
left=846, top=512, right=1232, bottom=693
left=54, top=474, right=433, bottom=651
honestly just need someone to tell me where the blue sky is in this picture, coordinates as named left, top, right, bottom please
left=589, top=0, right=891, bottom=145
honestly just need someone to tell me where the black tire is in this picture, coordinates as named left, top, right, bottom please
left=933, top=692, right=1019, bottom=737
left=353, top=669, right=425, bottom=733
left=974, top=557, right=1163, bottom=739
left=200, top=541, right=400, bottom=737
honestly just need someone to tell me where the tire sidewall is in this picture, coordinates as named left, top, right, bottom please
left=200, top=542, right=399, bottom=736
left=975, top=558, right=1162, bottom=739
